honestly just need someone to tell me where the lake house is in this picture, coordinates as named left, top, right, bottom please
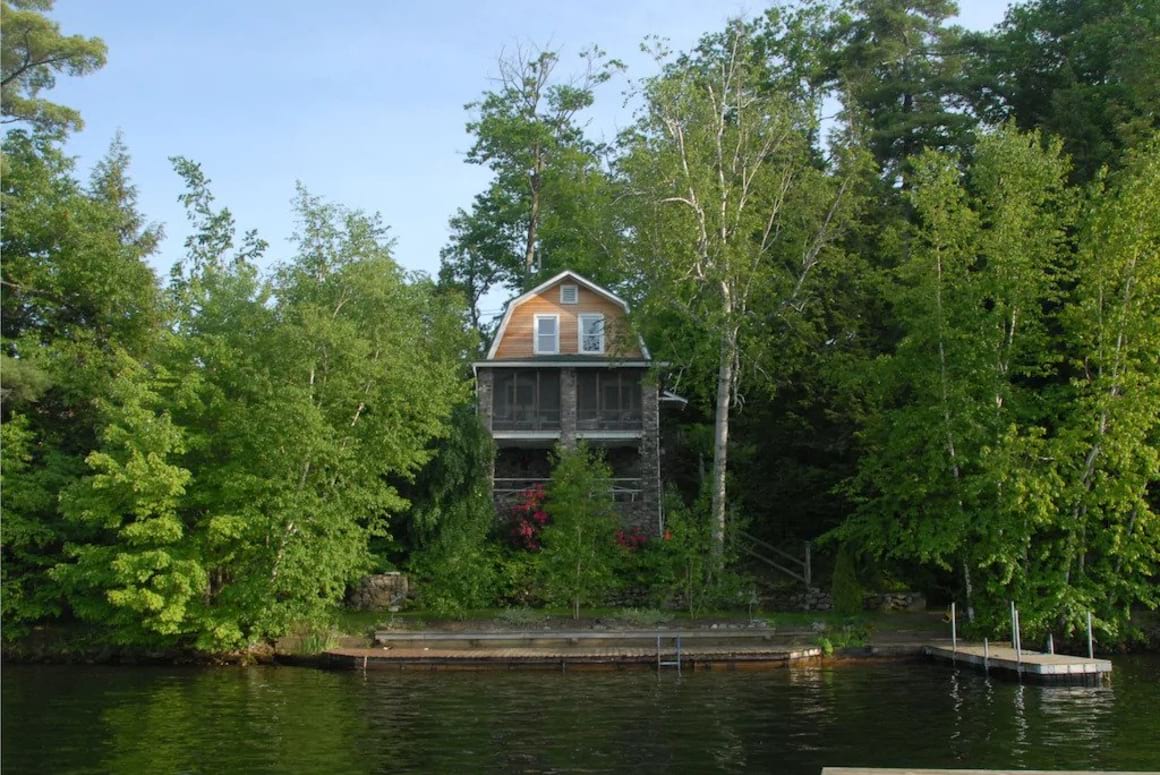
left=474, top=270, right=663, bottom=534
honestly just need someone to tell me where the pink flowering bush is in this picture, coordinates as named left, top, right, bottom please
left=509, top=484, right=550, bottom=550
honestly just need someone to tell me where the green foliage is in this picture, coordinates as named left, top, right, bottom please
left=154, top=175, right=472, bottom=651
left=51, top=356, right=204, bottom=646
left=402, top=401, right=497, bottom=617
left=622, top=19, right=867, bottom=558
left=826, top=0, right=976, bottom=185
left=966, top=0, right=1160, bottom=182
left=1, top=128, right=163, bottom=639
left=831, top=543, right=864, bottom=616
left=651, top=487, right=754, bottom=615
left=538, top=444, right=620, bottom=619
left=493, top=550, right=539, bottom=607
left=5, top=0, right=1158, bottom=655
left=439, top=44, right=626, bottom=332
left=836, top=127, right=1158, bottom=641
left=496, top=606, right=548, bottom=628
left=292, top=623, right=339, bottom=656
left=1, top=0, right=107, bottom=134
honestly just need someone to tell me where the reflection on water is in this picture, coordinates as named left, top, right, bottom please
left=3, top=657, right=1159, bottom=774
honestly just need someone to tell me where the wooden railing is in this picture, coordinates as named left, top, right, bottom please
left=576, top=410, right=642, bottom=431
left=493, top=477, right=643, bottom=501
left=737, top=531, right=812, bottom=586
left=492, top=409, right=561, bottom=431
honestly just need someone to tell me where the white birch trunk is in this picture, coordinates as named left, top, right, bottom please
left=710, top=324, right=736, bottom=562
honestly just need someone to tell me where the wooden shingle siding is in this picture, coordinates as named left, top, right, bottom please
left=493, top=282, right=642, bottom=359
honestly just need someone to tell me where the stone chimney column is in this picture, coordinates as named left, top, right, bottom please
left=639, top=375, right=662, bottom=535
left=560, top=367, right=577, bottom=449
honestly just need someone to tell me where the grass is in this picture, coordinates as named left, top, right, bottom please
left=326, top=604, right=948, bottom=646
left=610, top=608, right=674, bottom=627
left=496, top=607, right=549, bottom=627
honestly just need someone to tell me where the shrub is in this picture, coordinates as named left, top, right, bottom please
left=408, top=479, right=500, bottom=616
left=409, top=530, right=499, bottom=618
left=538, top=443, right=620, bottom=619
left=831, top=543, right=864, bottom=616
left=508, top=484, right=549, bottom=550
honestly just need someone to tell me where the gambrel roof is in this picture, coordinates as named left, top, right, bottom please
left=484, top=270, right=650, bottom=361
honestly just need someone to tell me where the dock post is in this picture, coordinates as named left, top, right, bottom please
left=951, top=602, right=957, bottom=653
left=983, top=637, right=989, bottom=671
left=1010, top=601, right=1017, bottom=653
left=1047, top=632, right=1054, bottom=655
left=1087, top=611, right=1094, bottom=659
left=1014, top=607, right=1022, bottom=656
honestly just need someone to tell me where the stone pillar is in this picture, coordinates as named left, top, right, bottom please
left=560, top=367, right=577, bottom=449
left=639, top=375, right=662, bottom=535
left=476, top=367, right=494, bottom=432
left=476, top=368, right=497, bottom=513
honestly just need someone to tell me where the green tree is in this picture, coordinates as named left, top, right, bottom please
left=52, top=355, right=205, bottom=645
left=827, top=0, right=975, bottom=186
left=1046, top=140, right=1160, bottom=639
left=439, top=44, right=625, bottom=330
left=157, top=166, right=473, bottom=650
left=839, top=128, right=1076, bottom=624
left=405, top=405, right=499, bottom=616
left=966, top=0, right=1160, bottom=182
left=1, top=131, right=163, bottom=637
left=1, top=0, right=107, bottom=134
left=621, top=20, right=863, bottom=560
left=539, top=444, right=619, bottom=619
left=831, top=543, right=864, bottom=615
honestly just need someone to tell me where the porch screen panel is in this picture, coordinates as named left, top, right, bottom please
left=576, top=370, right=642, bottom=429
left=538, top=370, right=560, bottom=428
left=578, top=371, right=599, bottom=426
left=492, top=370, right=560, bottom=430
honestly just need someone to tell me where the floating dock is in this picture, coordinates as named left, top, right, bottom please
left=924, top=642, right=1112, bottom=683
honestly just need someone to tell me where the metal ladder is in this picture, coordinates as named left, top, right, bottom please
left=656, top=635, right=682, bottom=673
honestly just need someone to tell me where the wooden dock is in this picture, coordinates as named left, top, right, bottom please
left=323, top=643, right=822, bottom=671
left=822, top=769, right=1149, bottom=774
left=925, top=642, right=1112, bottom=682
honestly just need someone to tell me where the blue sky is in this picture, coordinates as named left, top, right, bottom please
left=49, top=0, right=1012, bottom=293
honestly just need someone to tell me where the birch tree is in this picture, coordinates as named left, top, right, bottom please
left=621, top=21, right=862, bottom=559
left=839, top=128, right=1080, bottom=627
left=1049, top=140, right=1160, bottom=638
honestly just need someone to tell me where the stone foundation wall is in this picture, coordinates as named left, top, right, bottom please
left=347, top=573, right=409, bottom=611
left=764, top=588, right=927, bottom=613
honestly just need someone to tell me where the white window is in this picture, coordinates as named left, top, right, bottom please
left=534, top=315, right=559, bottom=354
left=560, top=284, right=579, bottom=304
left=579, top=314, right=604, bottom=354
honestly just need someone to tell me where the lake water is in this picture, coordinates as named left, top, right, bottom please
left=3, top=656, right=1159, bottom=773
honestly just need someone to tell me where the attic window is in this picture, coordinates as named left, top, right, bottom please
left=579, top=314, right=604, bottom=354
left=534, top=314, right=559, bottom=354
left=560, top=284, right=579, bottom=304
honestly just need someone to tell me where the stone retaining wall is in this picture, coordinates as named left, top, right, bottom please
left=764, top=588, right=926, bottom=613
left=347, top=572, right=409, bottom=611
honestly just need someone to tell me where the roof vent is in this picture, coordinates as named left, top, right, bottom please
left=560, top=284, right=579, bottom=304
